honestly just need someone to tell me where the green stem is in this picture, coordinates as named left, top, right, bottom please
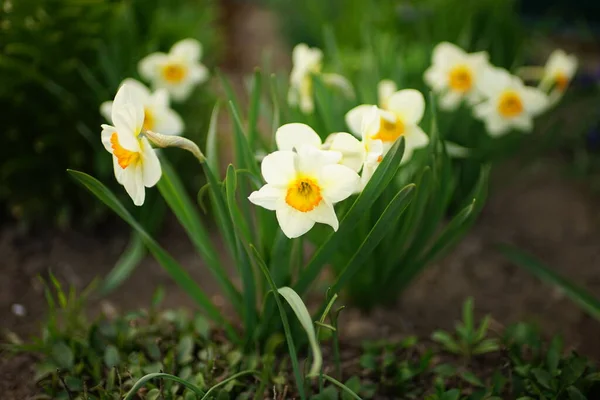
left=123, top=373, right=205, bottom=400
left=307, top=373, right=363, bottom=400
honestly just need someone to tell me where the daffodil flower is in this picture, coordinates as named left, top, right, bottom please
left=100, top=78, right=184, bottom=136
left=424, top=42, right=490, bottom=110
left=540, top=49, right=578, bottom=105
left=288, top=43, right=353, bottom=114
left=248, top=144, right=359, bottom=238
left=326, top=106, right=383, bottom=189
left=138, top=38, right=209, bottom=102
left=345, top=89, right=429, bottom=163
left=473, top=67, right=548, bottom=137
left=101, top=84, right=162, bottom=206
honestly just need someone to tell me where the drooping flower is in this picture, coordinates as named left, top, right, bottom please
left=248, top=144, right=359, bottom=238
left=345, top=89, right=429, bottom=163
left=473, top=67, right=548, bottom=137
left=424, top=42, right=490, bottom=110
left=138, top=38, right=208, bottom=102
left=288, top=43, right=353, bottom=114
left=100, top=78, right=183, bottom=136
left=540, top=49, right=578, bottom=104
left=101, top=84, right=162, bottom=206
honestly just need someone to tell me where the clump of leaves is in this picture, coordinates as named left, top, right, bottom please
left=431, top=297, right=500, bottom=360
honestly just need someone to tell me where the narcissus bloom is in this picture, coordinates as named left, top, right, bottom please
left=540, top=49, right=578, bottom=103
left=473, top=67, right=548, bottom=137
left=138, top=38, right=208, bottom=102
left=424, top=42, right=490, bottom=110
left=100, top=78, right=183, bottom=136
left=101, top=84, right=162, bottom=206
left=249, top=143, right=359, bottom=238
left=288, top=43, right=352, bottom=114
left=345, top=89, right=429, bottom=163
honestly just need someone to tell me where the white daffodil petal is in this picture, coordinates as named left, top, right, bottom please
left=308, top=200, right=339, bottom=231
left=120, top=78, right=151, bottom=102
left=113, top=104, right=143, bottom=151
left=424, top=67, right=446, bottom=91
left=522, top=87, right=549, bottom=116
left=387, top=89, right=425, bottom=124
left=511, top=115, right=534, bottom=132
left=276, top=202, right=316, bottom=239
left=327, top=132, right=364, bottom=172
left=156, top=108, right=184, bottom=135
left=169, top=84, right=194, bottom=102
left=248, top=184, right=283, bottom=211
left=171, top=38, right=202, bottom=61
left=150, top=88, right=170, bottom=109
left=439, top=91, right=463, bottom=111
left=275, top=123, right=322, bottom=151
left=100, top=101, right=113, bottom=123
left=122, top=164, right=145, bottom=206
left=138, top=53, right=168, bottom=81
left=188, top=63, right=209, bottom=85
left=261, top=150, right=297, bottom=185
left=345, top=104, right=375, bottom=136
left=377, top=79, right=397, bottom=108
left=486, top=115, right=511, bottom=137
left=296, top=145, right=342, bottom=177
left=405, top=125, right=430, bottom=150
left=432, top=42, right=464, bottom=67
left=321, top=73, right=354, bottom=98
left=112, top=156, right=124, bottom=184
left=320, top=164, right=360, bottom=203
left=101, top=124, right=116, bottom=152
left=140, top=137, right=162, bottom=187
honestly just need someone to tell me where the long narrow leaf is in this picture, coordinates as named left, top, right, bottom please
left=500, top=245, right=600, bottom=320
left=331, top=184, right=415, bottom=294
left=277, top=287, right=322, bottom=376
left=251, top=246, right=307, bottom=400
left=247, top=68, right=263, bottom=147
left=205, top=103, right=221, bottom=179
left=101, top=233, right=145, bottom=295
left=68, top=170, right=240, bottom=344
left=158, top=160, right=243, bottom=315
left=294, top=138, right=405, bottom=295
left=124, top=373, right=205, bottom=400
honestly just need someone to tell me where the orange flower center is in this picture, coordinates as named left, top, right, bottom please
left=110, top=133, right=139, bottom=169
left=448, top=65, right=473, bottom=93
left=372, top=117, right=404, bottom=143
left=555, top=72, right=569, bottom=91
left=497, top=91, right=524, bottom=118
left=285, top=177, right=322, bottom=212
left=143, top=108, right=154, bottom=132
left=162, top=64, right=186, bottom=83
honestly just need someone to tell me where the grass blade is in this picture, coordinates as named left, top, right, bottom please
left=124, top=373, right=205, bottom=399
left=101, top=233, right=145, bottom=295
left=277, top=287, right=322, bottom=376
left=500, top=245, right=600, bottom=320
left=247, top=68, right=263, bottom=147
left=200, top=370, right=259, bottom=400
left=68, top=169, right=241, bottom=344
left=251, top=245, right=307, bottom=400
left=206, top=102, right=221, bottom=179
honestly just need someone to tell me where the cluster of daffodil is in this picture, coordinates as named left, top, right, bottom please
left=424, top=42, right=577, bottom=138
left=99, top=39, right=208, bottom=205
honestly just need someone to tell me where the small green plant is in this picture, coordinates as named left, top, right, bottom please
left=431, top=297, right=500, bottom=359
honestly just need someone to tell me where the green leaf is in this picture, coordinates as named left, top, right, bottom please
left=158, top=160, right=243, bottom=316
left=206, top=102, right=221, bottom=179
left=277, top=287, right=322, bottom=376
left=431, top=331, right=460, bottom=354
left=460, top=371, right=484, bottom=387
left=51, top=342, right=74, bottom=370
left=531, top=368, right=553, bottom=389
left=177, top=335, right=195, bottom=365
left=474, top=315, right=491, bottom=342
left=103, top=345, right=120, bottom=368
left=562, top=356, right=588, bottom=385
left=320, top=374, right=363, bottom=400
left=472, top=338, right=500, bottom=355
left=193, top=314, right=211, bottom=339
left=123, top=373, right=205, bottom=400
left=228, top=100, right=260, bottom=177
left=294, top=138, right=406, bottom=296
left=462, top=297, right=474, bottom=337
left=251, top=246, right=306, bottom=400
left=546, top=336, right=563, bottom=375
left=566, top=386, right=587, bottom=400
left=67, top=169, right=240, bottom=344
left=499, top=245, right=600, bottom=321
left=342, top=377, right=361, bottom=400
left=330, top=184, right=415, bottom=294
left=440, top=389, right=460, bottom=400
left=311, top=386, right=338, bottom=400
left=247, top=68, right=262, bottom=147
left=101, top=233, right=146, bottom=295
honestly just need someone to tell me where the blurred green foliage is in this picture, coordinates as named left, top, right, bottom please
left=0, top=0, right=220, bottom=227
